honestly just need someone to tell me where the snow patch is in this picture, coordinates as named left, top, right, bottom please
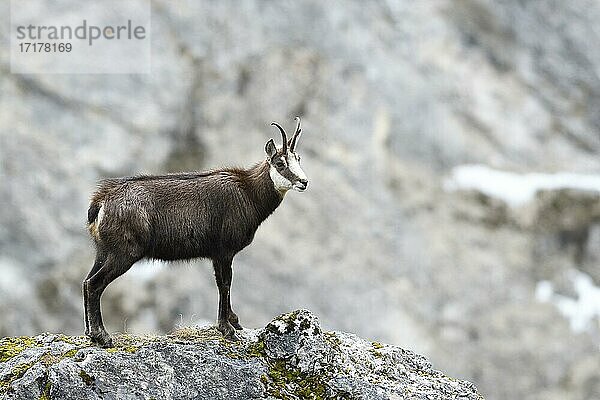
left=535, top=270, right=600, bottom=332
left=445, top=164, right=600, bottom=207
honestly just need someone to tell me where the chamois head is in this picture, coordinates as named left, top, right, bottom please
left=265, top=116, right=309, bottom=193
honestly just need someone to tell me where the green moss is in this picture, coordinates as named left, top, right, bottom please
left=0, top=333, right=139, bottom=394
left=246, top=340, right=266, bottom=358
left=168, top=326, right=221, bottom=343
left=106, top=345, right=138, bottom=354
left=0, top=337, right=39, bottom=363
left=218, top=336, right=236, bottom=348
left=104, top=335, right=140, bottom=354
left=39, top=353, right=61, bottom=368
left=214, top=338, right=266, bottom=360
left=38, top=347, right=81, bottom=369
left=0, top=360, right=36, bottom=393
left=258, top=326, right=352, bottom=400
left=324, top=332, right=341, bottom=347
left=39, top=380, right=51, bottom=400
left=259, top=320, right=352, bottom=399
left=370, top=341, right=385, bottom=358
left=265, top=360, right=326, bottom=399
left=282, top=310, right=301, bottom=324
left=13, top=361, right=35, bottom=378
left=55, top=334, right=88, bottom=346
left=79, top=370, right=95, bottom=386
left=266, top=310, right=302, bottom=335
left=261, top=358, right=353, bottom=400
left=371, top=341, right=384, bottom=350
left=124, top=345, right=138, bottom=353
left=2, top=337, right=86, bottom=393
left=63, top=348, right=78, bottom=358
left=371, top=350, right=383, bottom=358
left=269, top=360, right=325, bottom=398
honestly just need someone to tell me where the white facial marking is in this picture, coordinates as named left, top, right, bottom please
left=287, top=156, right=307, bottom=182
left=269, top=164, right=292, bottom=193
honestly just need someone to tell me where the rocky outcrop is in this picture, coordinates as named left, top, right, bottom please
left=0, top=310, right=482, bottom=400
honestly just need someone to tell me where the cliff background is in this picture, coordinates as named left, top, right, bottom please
left=1, top=1, right=599, bottom=399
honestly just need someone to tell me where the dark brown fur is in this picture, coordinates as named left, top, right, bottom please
left=90, top=162, right=282, bottom=260
left=84, top=160, right=284, bottom=346
left=84, top=118, right=307, bottom=347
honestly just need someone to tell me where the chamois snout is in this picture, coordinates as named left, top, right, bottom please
left=294, top=178, right=308, bottom=192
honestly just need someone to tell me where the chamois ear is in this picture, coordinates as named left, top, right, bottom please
left=265, top=138, right=278, bottom=159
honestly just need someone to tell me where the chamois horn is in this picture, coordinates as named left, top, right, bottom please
left=270, top=122, right=288, bottom=153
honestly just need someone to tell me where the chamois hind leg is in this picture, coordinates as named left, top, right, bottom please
left=83, top=249, right=108, bottom=336
left=213, top=256, right=238, bottom=339
left=85, top=252, right=137, bottom=347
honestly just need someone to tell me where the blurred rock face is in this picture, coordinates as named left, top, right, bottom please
left=1, top=1, right=599, bottom=399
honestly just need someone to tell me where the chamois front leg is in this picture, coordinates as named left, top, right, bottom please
left=224, top=258, right=243, bottom=330
left=228, top=304, right=243, bottom=330
left=213, top=256, right=239, bottom=340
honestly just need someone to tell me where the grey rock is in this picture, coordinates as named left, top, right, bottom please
left=0, top=310, right=482, bottom=400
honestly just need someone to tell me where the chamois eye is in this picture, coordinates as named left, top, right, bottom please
left=296, top=154, right=301, bottom=162
left=275, top=160, right=285, bottom=169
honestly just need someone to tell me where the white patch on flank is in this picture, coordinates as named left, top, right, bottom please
left=445, top=164, right=600, bottom=207
left=535, top=270, right=600, bottom=333
left=287, top=156, right=307, bottom=182
left=269, top=164, right=293, bottom=192
left=89, top=202, right=105, bottom=239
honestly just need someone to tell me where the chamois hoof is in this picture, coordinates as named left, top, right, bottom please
left=228, top=314, right=243, bottom=330
left=231, top=321, right=243, bottom=330
left=217, top=321, right=239, bottom=341
left=88, top=331, right=114, bottom=348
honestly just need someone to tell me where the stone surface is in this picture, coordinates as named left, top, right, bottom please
left=0, top=310, right=482, bottom=400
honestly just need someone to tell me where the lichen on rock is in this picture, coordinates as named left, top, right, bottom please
left=0, top=310, right=483, bottom=399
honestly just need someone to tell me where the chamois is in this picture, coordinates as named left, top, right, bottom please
left=84, top=118, right=308, bottom=347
